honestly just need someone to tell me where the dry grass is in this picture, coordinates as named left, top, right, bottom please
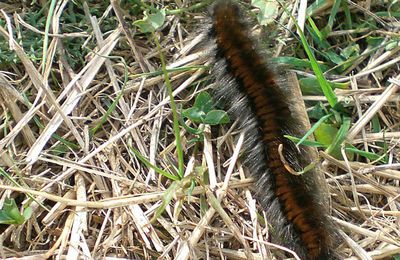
left=0, top=0, right=399, bottom=259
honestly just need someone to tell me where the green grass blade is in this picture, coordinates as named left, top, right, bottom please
left=280, top=3, right=338, bottom=107
left=325, top=0, right=342, bottom=34
left=295, top=114, right=332, bottom=147
left=326, top=116, right=351, bottom=158
left=41, top=0, right=57, bottom=73
left=153, top=32, right=185, bottom=178
left=285, top=135, right=326, bottom=148
left=345, top=146, right=388, bottom=164
left=150, top=181, right=179, bottom=222
left=129, top=146, right=180, bottom=181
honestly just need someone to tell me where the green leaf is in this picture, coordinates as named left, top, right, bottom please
left=155, top=27, right=185, bottom=178
left=194, top=91, right=213, bottom=114
left=296, top=114, right=332, bottom=147
left=342, top=0, right=352, bottom=29
left=305, top=19, right=344, bottom=66
left=51, top=143, right=70, bottom=156
left=23, top=207, right=33, bottom=220
left=323, top=0, right=342, bottom=35
left=133, top=8, right=166, bottom=33
left=251, top=0, right=279, bottom=26
left=34, top=116, right=79, bottom=151
left=182, top=107, right=205, bottom=123
left=341, top=44, right=360, bottom=59
left=308, top=17, right=325, bottom=42
left=324, top=50, right=345, bottom=65
left=371, top=115, right=381, bottom=133
left=326, top=116, right=352, bottom=159
left=296, top=16, right=338, bottom=107
left=272, top=56, right=330, bottom=71
left=204, top=110, right=230, bottom=125
left=187, top=136, right=203, bottom=144
left=129, top=146, right=180, bottom=181
left=315, top=123, right=338, bottom=146
left=179, top=115, right=204, bottom=135
left=0, top=199, right=25, bottom=225
left=299, top=77, right=349, bottom=95
left=307, top=0, right=331, bottom=16
left=272, top=56, right=313, bottom=70
left=308, top=102, right=328, bottom=120
left=285, top=135, right=326, bottom=148
left=376, top=11, right=400, bottom=18
left=0, top=211, right=15, bottom=225
left=345, top=147, right=387, bottom=164
left=366, top=36, right=385, bottom=48
left=151, top=181, right=178, bottom=222
left=187, top=178, right=196, bottom=197
left=386, top=41, right=399, bottom=51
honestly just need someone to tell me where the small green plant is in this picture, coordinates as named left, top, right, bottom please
left=179, top=91, right=230, bottom=143
left=130, top=91, right=229, bottom=179
left=0, top=198, right=32, bottom=225
left=130, top=91, right=229, bottom=181
left=182, top=91, right=230, bottom=126
left=130, top=91, right=229, bottom=223
left=133, top=7, right=166, bottom=33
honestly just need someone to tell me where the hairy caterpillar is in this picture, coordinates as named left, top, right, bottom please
left=208, top=1, right=338, bottom=259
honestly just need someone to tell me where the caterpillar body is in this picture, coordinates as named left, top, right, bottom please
left=208, top=1, right=338, bottom=259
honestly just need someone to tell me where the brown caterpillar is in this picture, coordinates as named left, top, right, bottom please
left=209, top=1, right=338, bottom=259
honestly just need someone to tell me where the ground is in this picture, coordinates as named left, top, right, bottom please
left=0, top=0, right=399, bottom=259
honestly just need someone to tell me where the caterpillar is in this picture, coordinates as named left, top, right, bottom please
left=208, top=1, right=338, bottom=259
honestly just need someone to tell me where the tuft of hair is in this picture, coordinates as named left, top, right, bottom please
left=207, top=0, right=340, bottom=259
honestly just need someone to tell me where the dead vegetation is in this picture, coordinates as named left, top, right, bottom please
left=0, top=0, right=399, bottom=259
